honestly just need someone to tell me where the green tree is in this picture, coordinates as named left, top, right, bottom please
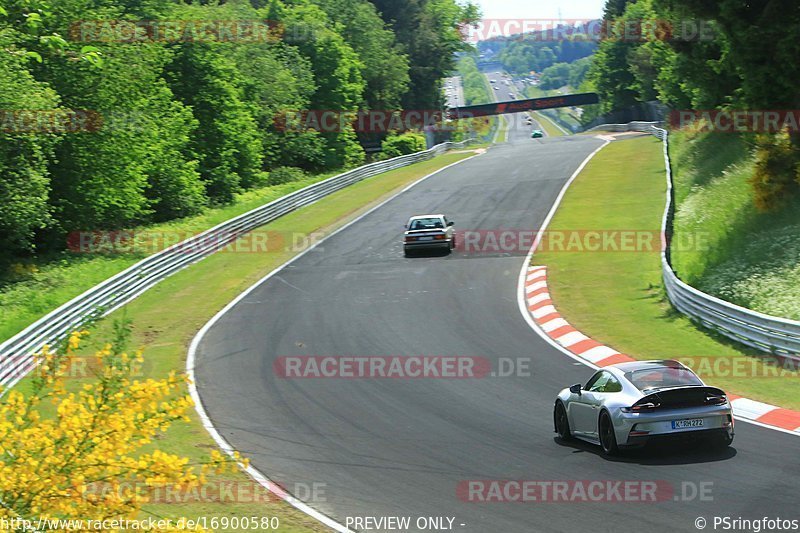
left=539, top=62, right=572, bottom=90
left=657, top=0, right=800, bottom=208
left=381, top=132, right=426, bottom=158
left=588, top=0, right=674, bottom=112
left=231, top=32, right=323, bottom=170
left=370, top=0, right=480, bottom=109
left=315, top=0, right=410, bottom=110
left=167, top=42, right=263, bottom=203
left=604, top=0, right=634, bottom=19
left=3, top=0, right=205, bottom=235
left=282, top=1, right=367, bottom=168
left=47, top=44, right=205, bottom=229
left=0, top=0, right=488, bottom=266
left=492, top=37, right=597, bottom=76
left=657, top=0, right=800, bottom=111
left=568, top=56, right=593, bottom=87
left=587, top=38, right=640, bottom=113
left=0, top=28, right=59, bottom=257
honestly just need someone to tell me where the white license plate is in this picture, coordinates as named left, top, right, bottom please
left=672, top=418, right=704, bottom=429
left=418, top=236, right=434, bottom=241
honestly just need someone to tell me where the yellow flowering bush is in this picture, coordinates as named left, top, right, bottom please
left=0, top=325, right=246, bottom=531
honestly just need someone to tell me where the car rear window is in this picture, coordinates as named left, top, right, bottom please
left=409, top=218, right=443, bottom=230
left=625, top=367, right=703, bottom=391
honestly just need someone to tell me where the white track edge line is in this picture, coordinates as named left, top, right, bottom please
left=187, top=151, right=483, bottom=532
left=515, top=139, right=610, bottom=371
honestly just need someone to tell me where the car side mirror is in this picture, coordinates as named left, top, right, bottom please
left=447, top=221, right=454, bottom=227
left=569, top=384, right=582, bottom=395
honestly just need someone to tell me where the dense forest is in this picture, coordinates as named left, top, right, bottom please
left=477, top=29, right=597, bottom=76
left=537, top=56, right=593, bottom=91
left=586, top=0, right=800, bottom=209
left=0, top=0, right=478, bottom=260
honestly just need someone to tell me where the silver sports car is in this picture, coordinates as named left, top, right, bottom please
left=553, top=360, right=734, bottom=455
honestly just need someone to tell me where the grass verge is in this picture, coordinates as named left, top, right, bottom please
left=524, top=85, right=582, bottom=131
left=533, top=135, right=800, bottom=411
left=17, top=151, right=478, bottom=531
left=0, top=171, right=344, bottom=344
left=499, top=115, right=511, bottom=143
left=670, top=131, right=800, bottom=319
left=532, top=111, right=565, bottom=137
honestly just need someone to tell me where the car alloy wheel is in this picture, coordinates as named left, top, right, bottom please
left=599, top=412, right=618, bottom=455
left=555, top=402, right=571, bottom=440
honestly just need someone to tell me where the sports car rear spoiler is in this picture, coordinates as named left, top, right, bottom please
left=632, top=386, right=728, bottom=410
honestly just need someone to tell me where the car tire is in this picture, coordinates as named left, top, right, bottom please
left=554, top=402, right=571, bottom=440
left=599, top=411, right=619, bottom=456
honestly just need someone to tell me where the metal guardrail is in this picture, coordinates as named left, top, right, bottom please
left=0, top=140, right=475, bottom=389
left=591, top=121, right=800, bottom=358
left=585, top=121, right=663, bottom=134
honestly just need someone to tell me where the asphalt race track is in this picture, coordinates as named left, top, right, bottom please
left=194, top=124, right=800, bottom=532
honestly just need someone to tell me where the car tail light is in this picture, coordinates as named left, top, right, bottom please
left=705, top=394, right=727, bottom=406
left=621, top=402, right=660, bottom=413
left=434, top=235, right=445, bottom=240
left=405, top=236, right=416, bottom=242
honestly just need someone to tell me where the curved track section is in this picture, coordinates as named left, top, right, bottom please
left=195, top=134, right=800, bottom=532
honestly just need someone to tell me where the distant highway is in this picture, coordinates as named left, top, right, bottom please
left=484, top=70, right=546, bottom=142
left=443, top=76, right=464, bottom=109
